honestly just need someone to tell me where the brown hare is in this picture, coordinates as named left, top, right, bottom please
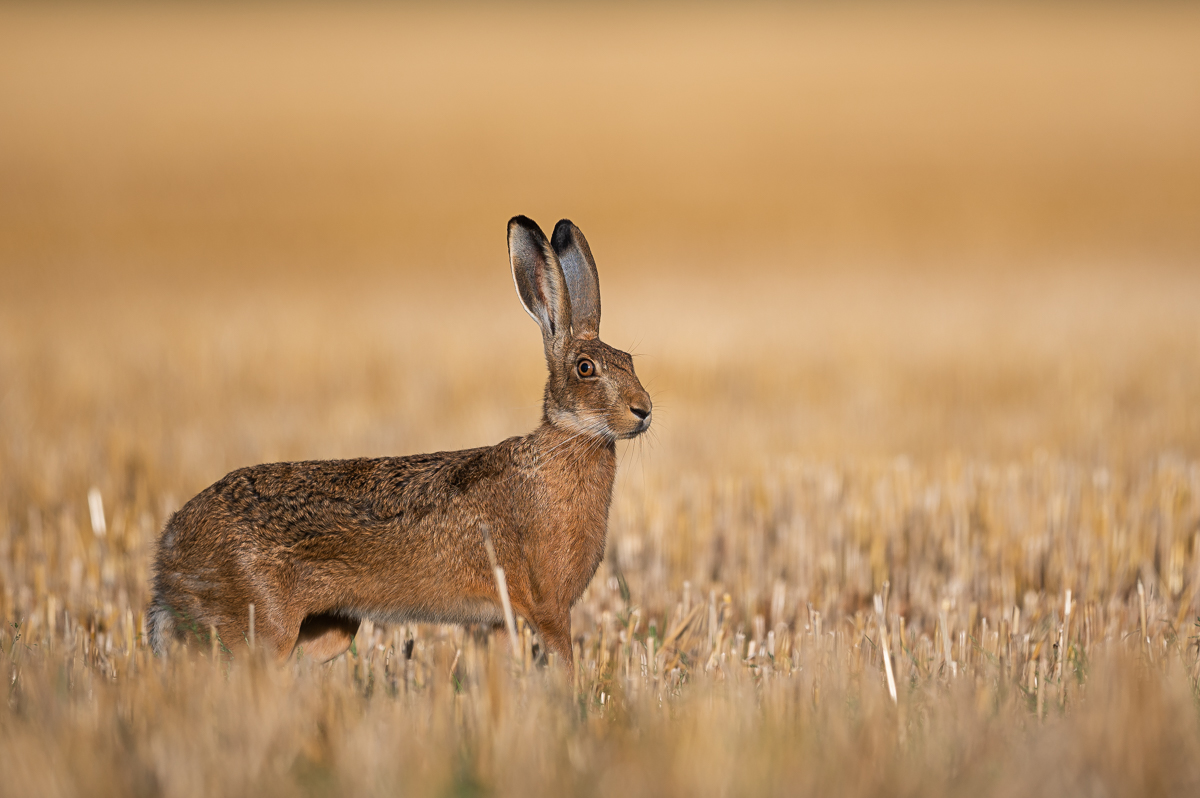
left=148, top=216, right=652, bottom=667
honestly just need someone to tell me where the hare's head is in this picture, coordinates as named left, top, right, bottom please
left=509, top=216, right=652, bottom=441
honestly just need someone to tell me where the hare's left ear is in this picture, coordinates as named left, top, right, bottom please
left=509, top=216, right=572, bottom=356
left=551, top=219, right=600, bottom=339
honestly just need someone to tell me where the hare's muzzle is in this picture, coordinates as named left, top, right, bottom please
left=627, top=396, right=653, bottom=435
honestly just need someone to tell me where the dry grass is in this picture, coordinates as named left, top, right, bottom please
left=3, top=3, right=1200, bottom=797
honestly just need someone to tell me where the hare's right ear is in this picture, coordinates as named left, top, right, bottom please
left=551, top=219, right=601, bottom=340
left=509, top=216, right=572, bottom=356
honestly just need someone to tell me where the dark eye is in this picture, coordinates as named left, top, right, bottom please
left=576, top=358, right=595, bottom=378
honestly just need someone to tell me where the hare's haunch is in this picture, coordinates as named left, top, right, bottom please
left=148, top=217, right=652, bottom=666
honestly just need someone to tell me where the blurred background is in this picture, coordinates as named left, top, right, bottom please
left=4, top=2, right=1200, bottom=271
left=3, top=8, right=1200, bottom=794
left=2, top=1, right=1199, bottom=507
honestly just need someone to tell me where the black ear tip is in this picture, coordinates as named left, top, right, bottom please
left=508, top=215, right=545, bottom=239
left=506, top=216, right=549, bottom=244
left=551, top=219, right=579, bottom=249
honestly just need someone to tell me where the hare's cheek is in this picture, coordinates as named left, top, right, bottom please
left=573, top=378, right=602, bottom=403
left=603, top=382, right=625, bottom=411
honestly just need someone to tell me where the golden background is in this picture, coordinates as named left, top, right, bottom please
left=2, top=4, right=1200, bottom=796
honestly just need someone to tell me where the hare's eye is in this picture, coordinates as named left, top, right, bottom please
left=576, top=359, right=595, bottom=378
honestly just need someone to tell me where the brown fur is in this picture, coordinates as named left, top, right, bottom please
left=148, top=217, right=652, bottom=667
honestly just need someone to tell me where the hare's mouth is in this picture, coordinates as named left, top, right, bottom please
left=617, top=415, right=651, bottom=440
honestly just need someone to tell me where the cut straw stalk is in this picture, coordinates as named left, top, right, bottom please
left=1059, top=589, right=1072, bottom=706
left=1138, top=580, right=1151, bottom=661
left=87, top=487, right=107, bottom=537
left=874, top=589, right=897, bottom=704
left=480, top=524, right=521, bottom=661
left=1037, top=654, right=1047, bottom=723
left=939, top=601, right=954, bottom=679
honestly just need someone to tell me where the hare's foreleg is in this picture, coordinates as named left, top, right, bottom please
left=491, top=614, right=573, bottom=670
left=503, top=583, right=575, bottom=669
left=529, top=610, right=574, bottom=669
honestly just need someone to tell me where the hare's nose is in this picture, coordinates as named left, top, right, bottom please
left=630, top=404, right=651, bottom=420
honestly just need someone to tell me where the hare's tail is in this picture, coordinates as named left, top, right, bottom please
left=146, top=598, right=177, bottom=656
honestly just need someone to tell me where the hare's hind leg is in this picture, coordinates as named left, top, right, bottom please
left=294, top=614, right=361, bottom=663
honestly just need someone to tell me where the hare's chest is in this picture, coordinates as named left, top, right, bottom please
left=536, top=464, right=615, bottom=605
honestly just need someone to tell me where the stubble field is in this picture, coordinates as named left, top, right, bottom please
left=3, top=4, right=1200, bottom=796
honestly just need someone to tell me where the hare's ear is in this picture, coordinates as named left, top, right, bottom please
left=551, top=219, right=601, bottom=339
left=509, top=216, right=572, bottom=353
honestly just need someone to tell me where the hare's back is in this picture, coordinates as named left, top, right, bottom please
left=162, top=444, right=518, bottom=553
